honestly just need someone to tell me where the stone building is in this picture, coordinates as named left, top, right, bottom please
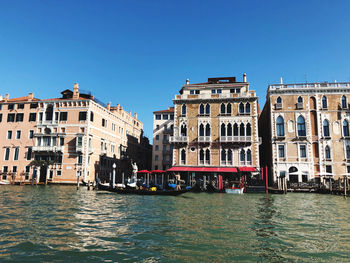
left=152, top=107, right=174, bottom=171
left=259, top=81, right=350, bottom=186
left=169, top=75, right=260, bottom=178
left=0, top=84, right=151, bottom=184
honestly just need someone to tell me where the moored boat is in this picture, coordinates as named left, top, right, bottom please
left=0, top=181, right=10, bottom=185
left=225, top=187, right=244, bottom=194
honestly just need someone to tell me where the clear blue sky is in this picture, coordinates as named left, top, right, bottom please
left=1, top=0, right=350, bottom=141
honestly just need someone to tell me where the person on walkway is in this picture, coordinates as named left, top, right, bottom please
left=175, top=173, right=181, bottom=191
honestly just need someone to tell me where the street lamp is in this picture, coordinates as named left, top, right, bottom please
left=112, top=163, right=116, bottom=189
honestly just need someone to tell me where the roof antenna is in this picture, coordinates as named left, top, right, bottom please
left=280, top=77, right=283, bottom=84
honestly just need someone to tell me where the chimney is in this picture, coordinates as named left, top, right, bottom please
left=28, top=92, right=34, bottom=101
left=5, top=94, right=9, bottom=102
left=73, top=83, right=79, bottom=100
left=0, top=95, right=3, bottom=101
left=186, top=79, right=189, bottom=85
left=243, top=73, right=247, bottom=83
left=107, top=102, right=111, bottom=111
left=280, top=77, right=283, bottom=84
left=134, top=113, right=138, bottom=119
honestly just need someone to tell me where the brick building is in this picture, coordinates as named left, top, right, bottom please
left=259, top=81, right=350, bottom=187
left=0, top=84, right=151, bottom=184
left=169, top=75, right=260, bottom=181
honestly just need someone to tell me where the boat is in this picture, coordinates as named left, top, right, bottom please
left=97, top=183, right=188, bottom=196
left=225, top=187, right=244, bottom=194
left=0, top=181, right=10, bottom=185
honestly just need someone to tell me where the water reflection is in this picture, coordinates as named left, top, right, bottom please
left=1, top=186, right=350, bottom=262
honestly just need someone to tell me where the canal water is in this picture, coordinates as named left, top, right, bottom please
left=0, top=186, right=350, bottom=262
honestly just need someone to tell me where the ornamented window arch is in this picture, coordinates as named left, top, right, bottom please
left=297, top=96, right=303, bottom=103
left=205, top=104, right=210, bottom=115
left=199, top=103, right=205, bottom=115
left=221, top=149, right=226, bottom=161
left=342, top=95, right=347, bottom=109
left=205, top=123, right=211, bottom=136
left=240, top=123, right=245, bottom=136
left=205, top=149, right=210, bottom=164
left=276, top=116, right=284, bottom=136
left=227, top=103, right=232, bottom=115
left=233, top=123, right=239, bottom=136
left=221, top=123, right=226, bottom=136
left=247, top=149, right=252, bottom=162
left=245, top=102, right=251, bottom=114
left=246, top=123, right=252, bottom=136
left=199, top=123, right=205, bottom=136
left=181, top=104, right=186, bottom=115
left=181, top=149, right=186, bottom=164
left=239, top=103, right=244, bottom=114
left=227, top=149, right=233, bottom=162
left=180, top=123, right=187, bottom=136
left=240, top=149, right=245, bottom=162
left=346, top=145, right=350, bottom=159
left=323, top=120, right=330, bottom=137
left=221, top=103, right=226, bottom=114
left=297, top=115, right=306, bottom=136
left=227, top=123, right=233, bottom=136
left=322, top=96, right=327, bottom=109
left=325, top=145, right=331, bottom=159
left=276, top=97, right=282, bottom=104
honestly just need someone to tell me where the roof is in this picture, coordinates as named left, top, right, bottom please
left=153, top=107, right=174, bottom=114
left=167, top=166, right=238, bottom=173
left=3, top=96, right=40, bottom=102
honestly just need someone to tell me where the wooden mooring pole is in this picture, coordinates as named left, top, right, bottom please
left=265, top=166, right=268, bottom=195
left=344, top=176, right=347, bottom=197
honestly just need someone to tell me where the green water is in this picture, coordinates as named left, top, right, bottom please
left=0, top=186, right=350, bottom=262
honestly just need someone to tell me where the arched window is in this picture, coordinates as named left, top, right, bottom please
left=221, top=149, right=226, bottom=161
left=276, top=116, right=284, bottom=136
left=199, top=104, right=205, bottom=115
left=199, top=149, right=204, bottom=162
left=342, top=95, right=347, bottom=109
left=205, top=149, right=210, bottom=164
left=246, top=123, right=252, bottom=136
left=227, top=123, right=233, bottom=136
left=245, top=103, right=251, bottom=114
left=247, top=149, right=252, bottom=162
left=240, top=149, right=245, bottom=162
left=239, top=103, right=244, bottom=114
left=297, top=96, right=303, bottom=103
left=220, top=103, right=226, bottom=114
left=325, top=146, right=331, bottom=159
left=181, top=124, right=187, bottom=136
left=240, top=123, right=245, bottom=136
left=227, top=103, right=232, bottom=115
left=205, top=104, right=210, bottom=115
left=343, top=120, right=349, bottom=137
left=227, top=149, right=232, bottom=162
left=323, top=120, right=330, bottom=137
left=346, top=146, right=350, bottom=159
left=322, top=96, right=327, bottom=109
left=297, top=116, right=306, bottom=136
left=181, top=149, right=186, bottom=164
left=182, top=104, right=186, bottom=115
left=233, top=123, right=239, bottom=136
left=205, top=123, right=211, bottom=136
left=221, top=123, right=226, bottom=136
left=276, top=97, right=282, bottom=104
left=199, top=123, right=204, bottom=136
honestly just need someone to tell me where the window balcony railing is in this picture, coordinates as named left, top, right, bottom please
left=296, top=102, right=304, bottom=109
left=275, top=103, right=282, bottom=110
left=198, top=136, right=211, bottom=143
left=76, top=144, right=83, bottom=152
left=239, top=161, right=252, bottom=166
left=220, top=136, right=252, bottom=142
left=169, top=136, right=188, bottom=143
left=221, top=160, right=233, bottom=166
left=199, top=160, right=210, bottom=165
left=33, top=145, right=65, bottom=152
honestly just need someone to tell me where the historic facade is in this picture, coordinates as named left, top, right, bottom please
left=152, top=107, right=174, bottom=170
left=0, top=84, right=151, bottom=184
left=170, top=75, right=260, bottom=177
left=259, top=81, right=350, bottom=186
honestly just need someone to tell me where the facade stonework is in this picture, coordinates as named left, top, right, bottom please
left=171, top=76, right=260, bottom=172
left=259, top=82, right=350, bottom=186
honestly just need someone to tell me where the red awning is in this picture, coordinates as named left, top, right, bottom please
left=167, top=167, right=238, bottom=173
left=150, top=170, right=166, bottom=174
left=238, top=167, right=257, bottom=172
left=137, top=170, right=150, bottom=174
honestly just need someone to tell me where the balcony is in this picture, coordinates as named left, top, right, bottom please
left=199, top=160, right=210, bottom=165
left=220, top=161, right=233, bottom=166
left=198, top=136, right=211, bottom=143
left=76, top=144, right=83, bottom=152
left=275, top=103, right=282, bottom=110
left=296, top=102, right=303, bottom=109
left=33, top=145, right=64, bottom=152
left=220, top=136, right=252, bottom=143
left=169, top=136, right=188, bottom=143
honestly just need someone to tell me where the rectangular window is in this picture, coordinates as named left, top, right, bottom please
left=163, top=114, right=168, bottom=120
left=112, top=123, right=116, bottom=131
left=90, top=112, right=94, bottom=122
left=156, top=135, right=159, bottom=140
left=211, top=89, right=216, bottom=94
left=16, top=130, right=21, bottom=139
left=278, top=145, right=285, bottom=158
left=0, top=104, right=2, bottom=110
left=17, top=103, right=24, bottom=109
left=79, top=111, right=87, bottom=121
left=230, top=89, right=235, bottom=93
left=78, top=155, right=83, bottom=164
left=347, top=166, right=350, bottom=174
left=39, top=112, right=43, bottom=121
left=155, top=155, right=158, bottom=161
left=190, top=90, right=195, bottom=94
left=29, top=130, right=34, bottom=139
left=300, top=145, right=307, bottom=158
left=170, top=114, right=174, bottom=120
left=3, top=166, right=8, bottom=173
left=27, top=147, right=32, bottom=160
left=195, top=90, right=200, bottom=94
left=7, top=113, right=15, bottom=122
left=60, top=138, right=64, bottom=146
left=155, top=114, right=161, bottom=120
left=326, top=165, right=332, bottom=174
left=77, top=137, right=83, bottom=147
left=30, top=103, right=38, bottom=109
left=60, top=112, right=67, bottom=121
left=14, top=148, right=19, bottom=160
left=155, top=145, right=159, bottom=151
left=236, top=89, right=241, bottom=93
left=8, top=104, right=14, bottom=110
left=55, top=112, right=59, bottom=121
left=56, top=170, right=62, bottom=176
left=16, top=113, right=24, bottom=122
left=0, top=113, right=2, bottom=122
left=111, top=145, right=115, bottom=153
left=25, top=166, right=30, bottom=173
left=12, top=166, right=17, bottom=173
left=4, top=148, right=10, bottom=160
left=7, top=131, right=12, bottom=139
left=217, top=89, right=222, bottom=94
left=102, top=118, right=107, bottom=127
left=29, top=113, right=36, bottom=122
